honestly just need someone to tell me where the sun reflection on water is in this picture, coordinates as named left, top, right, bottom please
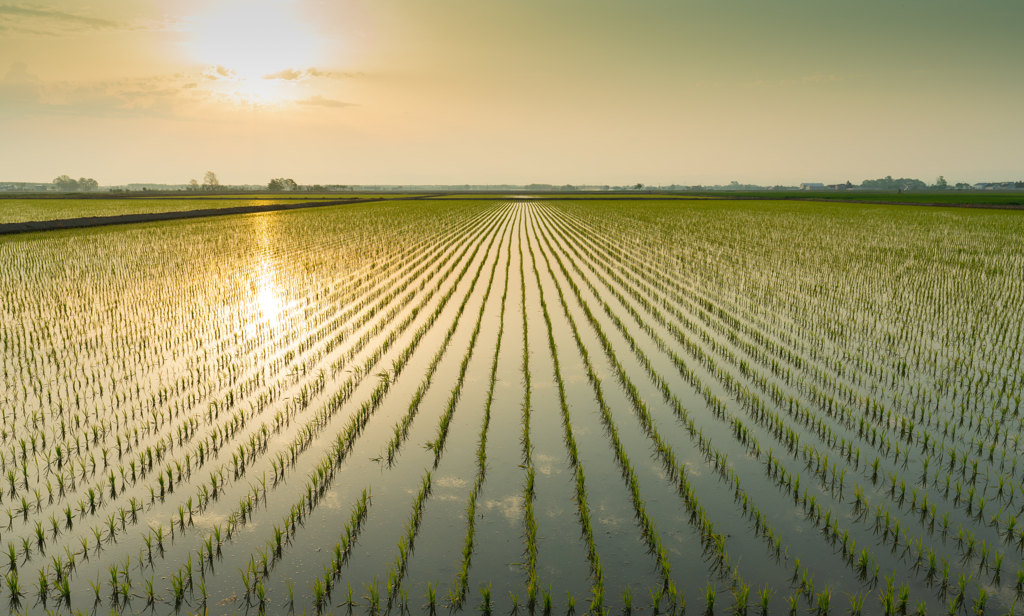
left=256, top=284, right=282, bottom=325
left=246, top=215, right=286, bottom=335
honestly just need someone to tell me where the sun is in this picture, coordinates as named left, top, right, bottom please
left=187, top=0, right=321, bottom=80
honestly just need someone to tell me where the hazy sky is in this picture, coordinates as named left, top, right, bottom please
left=1, top=0, right=1022, bottom=186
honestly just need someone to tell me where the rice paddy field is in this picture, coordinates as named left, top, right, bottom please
left=1, top=199, right=1023, bottom=616
left=0, top=195, right=421, bottom=225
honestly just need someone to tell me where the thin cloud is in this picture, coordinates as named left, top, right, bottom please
left=263, top=67, right=362, bottom=81
left=0, top=64, right=210, bottom=118
left=2, top=65, right=355, bottom=118
left=4, top=61, right=39, bottom=83
left=296, top=95, right=353, bottom=108
left=0, top=61, right=42, bottom=103
left=264, top=68, right=304, bottom=81
left=0, top=3, right=121, bottom=33
left=306, top=68, right=361, bottom=79
left=0, top=4, right=180, bottom=36
left=201, top=65, right=236, bottom=81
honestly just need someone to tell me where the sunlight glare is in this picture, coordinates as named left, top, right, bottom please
left=189, top=0, right=320, bottom=80
left=256, top=286, right=282, bottom=325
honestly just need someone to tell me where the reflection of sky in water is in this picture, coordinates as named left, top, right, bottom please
left=484, top=496, right=524, bottom=525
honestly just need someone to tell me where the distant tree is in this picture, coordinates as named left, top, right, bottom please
left=1015, top=181, right=1024, bottom=188
left=53, top=175, right=79, bottom=191
left=845, top=180, right=853, bottom=189
left=954, top=182, right=971, bottom=190
left=268, top=178, right=298, bottom=191
left=933, top=176, right=948, bottom=189
left=203, top=171, right=220, bottom=190
left=860, top=176, right=927, bottom=191
left=78, top=178, right=98, bottom=191
left=633, top=183, right=644, bottom=190
left=188, top=179, right=200, bottom=191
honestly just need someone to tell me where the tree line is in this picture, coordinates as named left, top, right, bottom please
left=52, top=176, right=99, bottom=191
left=861, top=176, right=1024, bottom=191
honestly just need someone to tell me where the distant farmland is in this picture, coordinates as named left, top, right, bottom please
left=1, top=199, right=1023, bottom=615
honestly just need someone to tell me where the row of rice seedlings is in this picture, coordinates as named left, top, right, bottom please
left=0, top=215, right=470, bottom=565
left=554, top=218, right=881, bottom=588
left=542, top=206, right=951, bottom=606
left=8, top=204, right=503, bottom=597
left=8, top=242, right=280, bottom=472
left=518, top=220, right=541, bottom=604
left=531, top=213, right=722, bottom=606
left=9, top=199, right=487, bottom=501
left=546, top=213, right=895, bottom=500
left=388, top=473, right=434, bottom=603
left=191, top=214, right=495, bottom=609
left=245, top=485, right=372, bottom=613
left=557, top=202, right=1019, bottom=609
left=251, top=207, right=507, bottom=609
left=535, top=222, right=765, bottom=573
left=387, top=221, right=510, bottom=464
left=308, top=488, right=374, bottom=612
left=703, top=334, right=1020, bottom=594
left=321, top=207, right=505, bottom=384
left=180, top=210, right=504, bottom=532
left=535, top=206, right=912, bottom=612
left=464, top=201, right=1015, bottom=609
left=0, top=201, right=471, bottom=435
left=451, top=217, right=513, bottom=606
left=556, top=204, right=915, bottom=451
left=592, top=202, right=1024, bottom=508
left=12, top=197, right=1019, bottom=605
left=26, top=412, right=270, bottom=561
left=294, top=205, right=498, bottom=362
left=382, top=220, right=516, bottom=602
left=0, top=223, right=372, bottom=487
left=614, top=202, right=1015, bottom=417
left=152, top=208, right=512, bottom=610
left=523, top=213, right=605, bottom=611
left=177, top=214, right=493, bottom=600
left=332, top=209, right=506, bottom=392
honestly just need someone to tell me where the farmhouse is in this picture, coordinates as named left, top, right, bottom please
left=800, top=183, right=825, bottom=190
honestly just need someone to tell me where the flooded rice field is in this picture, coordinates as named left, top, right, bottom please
left=1, top=199, right=1023, bottom=615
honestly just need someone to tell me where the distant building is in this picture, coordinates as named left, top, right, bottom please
left=826, top=184, right=849, bottom=190
left=800, top=183, right=825, bottom=190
